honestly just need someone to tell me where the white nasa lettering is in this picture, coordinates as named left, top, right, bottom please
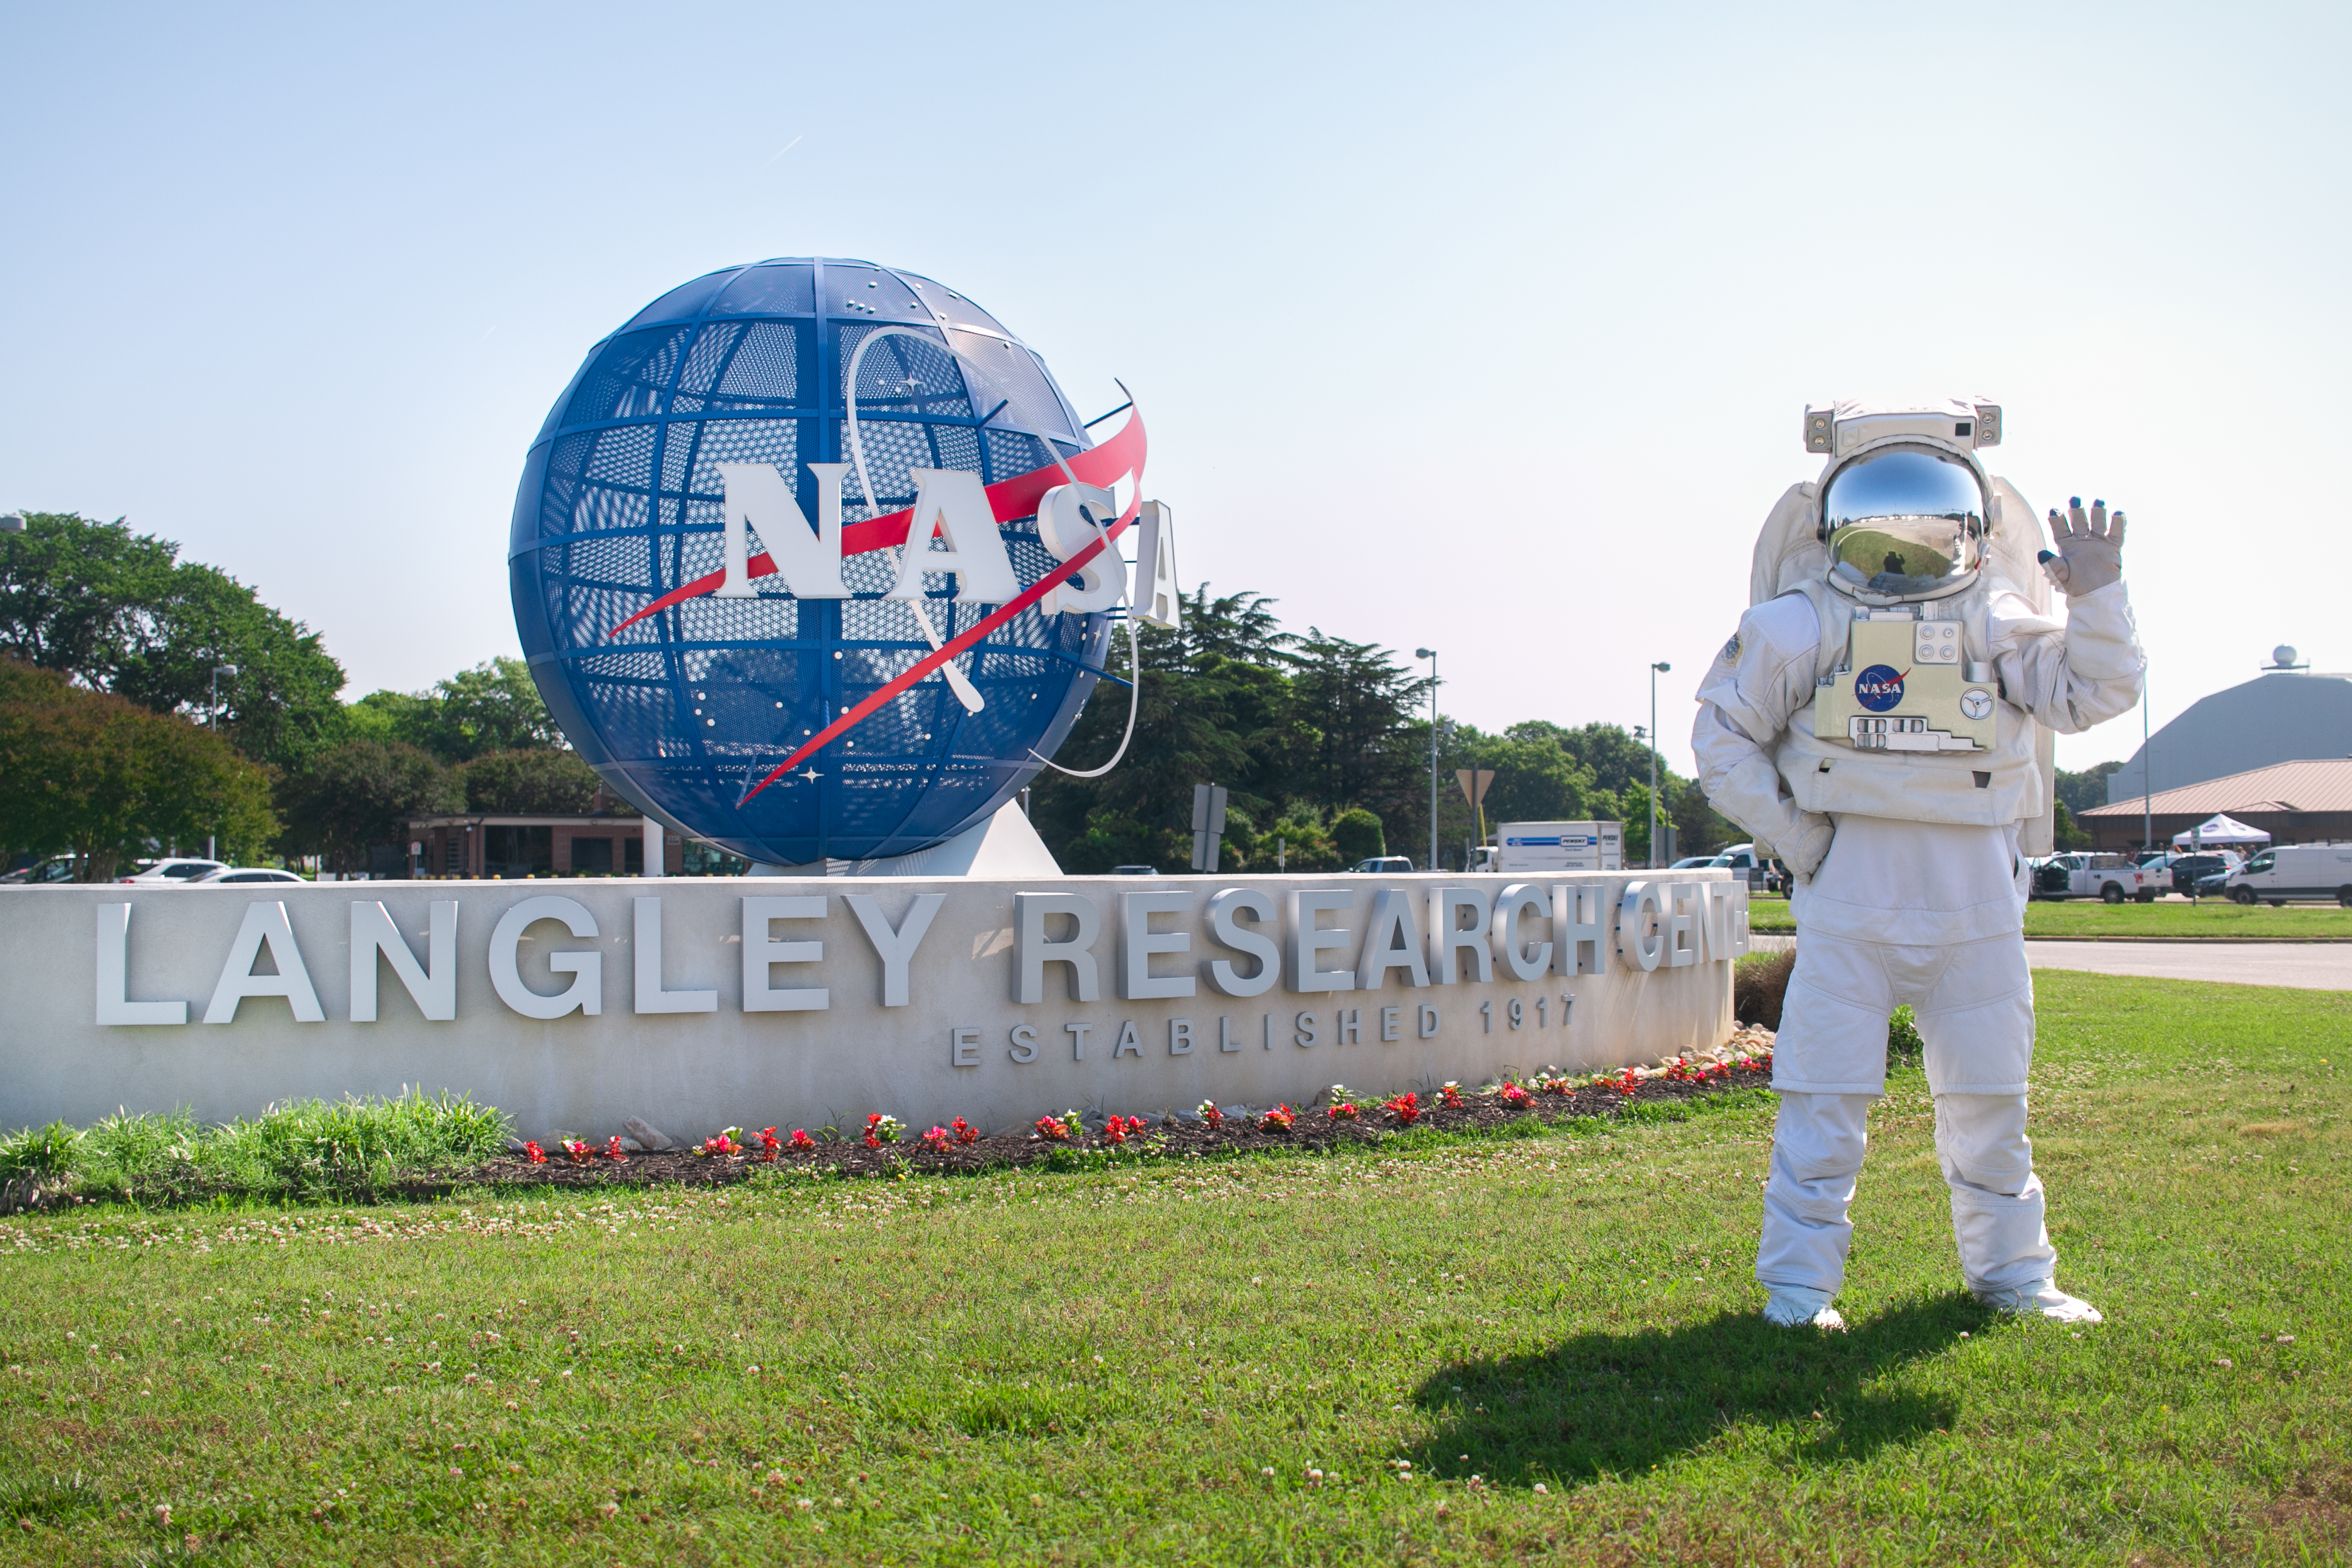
left=1133, top=500, right=1182, bottom=630
left=715, top=461, right=850, bottom=599
left=889, top=468, right=1020, bottom=603
left=1036, top=483, right=1124, bottom=616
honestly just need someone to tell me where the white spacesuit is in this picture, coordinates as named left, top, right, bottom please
left=1691, top=398, right=2143, bottom=1329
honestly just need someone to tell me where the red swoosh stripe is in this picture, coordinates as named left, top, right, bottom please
left=606, top=411, right=1147, bottom=636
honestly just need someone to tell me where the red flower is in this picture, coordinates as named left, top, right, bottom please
left=1383, top=1092, right=1420, bottom=1126
left=522, top=1141, right=547, bottom=1165
left=789, top=1128, right=816, bottom=1152
left=1035, top=1115, right=1072, bottom=1141
left=1499, top=1082, right=1530, bottom=1108
left=756, top=1127, right=782, bottom=1161
left=921, top=1125, right=950, bottom=1149
left=1259, top=1104, right=1296, bottom=1131
left=1439, top=1081, right=1463, bottom=1109
left=560, top=1138, right=593, bottom=1164
left=951, top=1117, right=977, bottom=1145
left=1327, top=1101, right=1359, bottom=1122
left=1197, top=1100, right=1224, bottom=1128
left=605, top=1135, right=628, bottom=1163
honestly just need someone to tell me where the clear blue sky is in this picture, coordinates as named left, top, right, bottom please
left=3, top=2, right=2344, bottom=779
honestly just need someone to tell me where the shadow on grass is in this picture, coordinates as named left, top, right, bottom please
left=1406, top=1292, right=1985, bottom=1486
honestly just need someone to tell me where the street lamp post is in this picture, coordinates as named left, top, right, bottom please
left=1416, top=648, right=1438, bottom=870
left=207, top=664, right=238, bottom=862
left=2141, top=665, right=2152, bottom=856
left=1648, top=661, right=1671, bottom=868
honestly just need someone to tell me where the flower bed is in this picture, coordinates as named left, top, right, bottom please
left=461, top=1028, right=1777, bottom=1191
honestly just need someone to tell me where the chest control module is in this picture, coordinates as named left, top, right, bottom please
left=1814, top=614, right=1996, bottom=752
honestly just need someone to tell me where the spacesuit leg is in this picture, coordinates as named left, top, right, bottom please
left=1916, top=936, right=2100, bottom=1322
left=1755, top=932, right=1897, bottom=1326
left=1757, top=1091, right=1875, bottom=1319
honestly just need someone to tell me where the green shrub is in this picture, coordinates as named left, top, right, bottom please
left=1733, top=948, right=1794, bottom=1028
left=2, top=1091, right=509, bottom=1204
left=0, top=1121, right=85, bottom=1181
left=1331, top=807, right=1386, bottom=863
left=1888, top=1004, right=1923, bottom=1065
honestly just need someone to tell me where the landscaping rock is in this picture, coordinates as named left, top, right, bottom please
left=615, top=1137, right=645, bottom=1154
left=624, top=1118, right=676, bottom=1152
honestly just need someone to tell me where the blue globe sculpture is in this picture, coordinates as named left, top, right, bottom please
left=509, top=257, right=1118, bottom=866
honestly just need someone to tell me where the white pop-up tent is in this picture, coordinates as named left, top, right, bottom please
left=2171, top=813, right=2271, bottom=848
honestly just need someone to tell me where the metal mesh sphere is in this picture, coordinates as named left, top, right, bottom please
left=508, top=257, right=1112, bottom=866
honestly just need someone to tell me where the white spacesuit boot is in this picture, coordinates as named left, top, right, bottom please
left=1935, top=1092, right=2102, bottom=1322
left=1692, top=398, right=2144, bottom=1330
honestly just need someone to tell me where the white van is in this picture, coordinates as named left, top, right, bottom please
left=2221, top=844, right=2352, bottom=907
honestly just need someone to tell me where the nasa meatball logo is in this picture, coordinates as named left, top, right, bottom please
left=508, top=256, right=1167, bottom=867
left=1853, top=664, right=1907, bottom=712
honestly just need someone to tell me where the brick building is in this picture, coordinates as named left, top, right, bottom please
left=2078, top=758, right=2352, bottom=854
left=402, top=813, right=703, bottom=879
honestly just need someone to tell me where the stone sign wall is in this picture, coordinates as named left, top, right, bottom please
left=2, top=872, right=1744, bottom=1142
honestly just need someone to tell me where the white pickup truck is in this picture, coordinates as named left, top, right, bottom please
left=2030, top=852, right=2154, bottom=903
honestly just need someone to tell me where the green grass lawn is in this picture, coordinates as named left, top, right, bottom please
left=2, top=971, right=2346, bottom=1565
left=1747, top=895, right=2352, bottom=938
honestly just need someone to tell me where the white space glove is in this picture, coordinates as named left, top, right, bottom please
left=2039, top=497, right=2126, bottom=597
left=1778, top=813, right=1834, bottom=881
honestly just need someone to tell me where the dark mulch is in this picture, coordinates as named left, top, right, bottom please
left=461, top=1063, right=1777, bottom=1193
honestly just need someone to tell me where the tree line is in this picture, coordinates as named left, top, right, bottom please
left=1029, top=587, right=1731, bottom=873
left=0, top=514, right=1732, bottom=879
left=0, top=513, right=603, bottom=877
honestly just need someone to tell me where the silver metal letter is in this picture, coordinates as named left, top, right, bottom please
left=352, top=900, right=459, bottom=1022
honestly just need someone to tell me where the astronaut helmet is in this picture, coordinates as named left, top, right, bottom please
left=1805, top=398, right=2000, bottom=606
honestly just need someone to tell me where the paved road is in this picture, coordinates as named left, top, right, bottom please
left=1749, top=932, right=2351, bottom=991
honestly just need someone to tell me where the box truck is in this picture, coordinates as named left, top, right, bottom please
left=1491, top=822, right=1623, bottom=874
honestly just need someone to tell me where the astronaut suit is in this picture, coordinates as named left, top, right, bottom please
left=1691, top=398, right=2142, bottom=1328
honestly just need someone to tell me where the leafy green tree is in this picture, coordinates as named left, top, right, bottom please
left=1284, top=628, right=1430, bottom=829
left=1264, top=803, right=1343, bottom=871
left=275, top=739, right=460, bottom=875
left=1331, top=807, right=1386, bottom=862
left=2055, top=760, right=2124, bottom=817
left=2052, top=800, right=2092, bottom=851
left=0, top=659, right=278, bottom=878
left=460, top=748, right=611, bottom=815
left=347, top=658, right=559, bottom=763
left=1030, top=588, right=1310, bottom=871
left=0, top=512, right=347, bottom=771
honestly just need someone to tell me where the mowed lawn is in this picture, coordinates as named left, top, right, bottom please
left=1747, top=896, right=2352, bottom=939
left=2, top=972, right=2345, bottom=1565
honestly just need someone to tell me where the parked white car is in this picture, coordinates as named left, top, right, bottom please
left=2030, top=852, right=2153, bottom=903
left=116, top=858, right=226, bottom=884
left=191, top=867, right=306, bottom=885
left=2218, top=844, right=2352, bottom=907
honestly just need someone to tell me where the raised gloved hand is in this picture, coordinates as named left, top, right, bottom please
left=1778, top=812, right=1835, bottom=882
left=2038, top=497, right=2126, bottom=597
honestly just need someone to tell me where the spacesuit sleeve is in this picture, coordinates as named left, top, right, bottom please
left=1987, top=580, right=2145, bottom=735
left=1691, top=594, right=1828, bottom=856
